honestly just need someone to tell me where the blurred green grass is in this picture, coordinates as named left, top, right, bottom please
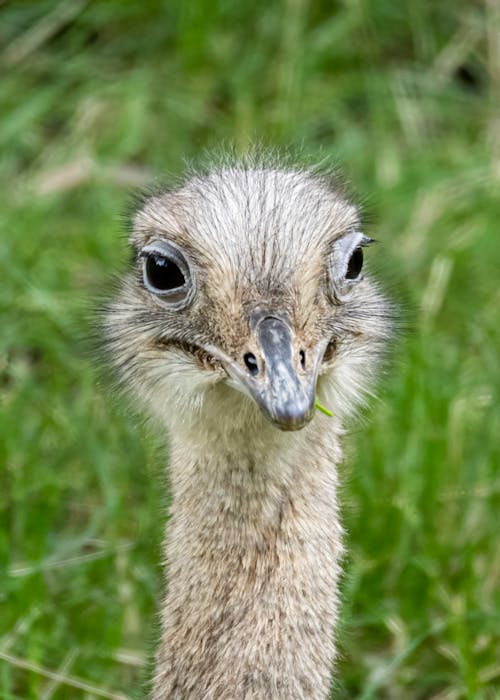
left=1, top=1, right=499, bottom=698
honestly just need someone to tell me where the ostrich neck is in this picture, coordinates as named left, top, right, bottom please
left=153, top=423, right=344, bottom=700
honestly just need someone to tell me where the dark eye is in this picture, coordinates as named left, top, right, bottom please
left=345, top=246, right=363, bottom=280
left=140, top=240, right=195, bottom=309
left=145, top=255, right=185, bottom=292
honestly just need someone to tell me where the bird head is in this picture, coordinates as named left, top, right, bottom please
left=105, top=163, right=390, bottom=436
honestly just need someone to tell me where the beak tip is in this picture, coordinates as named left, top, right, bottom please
left=267, top=402, right=315, bottom=431
left=274, top=420, right=311, bottom=432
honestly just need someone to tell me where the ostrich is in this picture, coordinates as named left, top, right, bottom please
left=104, top=156, right=391, bottom=699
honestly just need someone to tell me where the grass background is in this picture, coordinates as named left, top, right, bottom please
left=1, top=1, right=499, bottom=698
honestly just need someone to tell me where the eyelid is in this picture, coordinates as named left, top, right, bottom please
left=332, top=231, right=365, bottom=266
left=140, top=240, right=188, bottom=266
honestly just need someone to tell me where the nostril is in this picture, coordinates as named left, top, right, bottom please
left=244, top=353, right=259, bottom=376
left=299, top=350, right=306, bottom=369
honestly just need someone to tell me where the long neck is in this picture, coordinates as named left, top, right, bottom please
left=152, top=422, right=344, bottom=700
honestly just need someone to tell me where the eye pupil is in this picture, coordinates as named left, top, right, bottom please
left=346, top=246, right=363, bottom=280
left=145, top=255, right=185, bottom=291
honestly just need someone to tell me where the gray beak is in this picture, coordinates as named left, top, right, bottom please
left=251, top=316, right=315, bottom=430
left=204, top=316, right=327, bottom=431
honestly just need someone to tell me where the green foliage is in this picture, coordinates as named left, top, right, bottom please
left=1, top=1, right=499, bottom=698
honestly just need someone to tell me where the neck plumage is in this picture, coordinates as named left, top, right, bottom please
left=152, top=420, right=344, bottom=700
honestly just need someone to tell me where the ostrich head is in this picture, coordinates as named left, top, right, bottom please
left=105, top=161, right=390, bottom=441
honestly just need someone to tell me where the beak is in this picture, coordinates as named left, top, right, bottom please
left=203, top=316, right=327, bottom=431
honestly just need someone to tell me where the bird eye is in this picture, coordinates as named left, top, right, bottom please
left=140, top=240, right=195, bottom=309
left=345, top=246, right=363, bottom=280
left=145, top=255, right=185, bottom=292
left=328, top=234, right=372, bottom=301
